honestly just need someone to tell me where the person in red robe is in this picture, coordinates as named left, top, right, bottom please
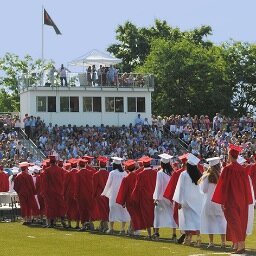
left=64, top=159, right=80, bottom=229
left=75, top=158, right=95, bottom=231
left=131, top=156, right=157, bottom=239
left=40, top=155, right=66, bottom=228
left=35, top=170, right=45, bottom=222
left=92, top=156, right=109, bottom=232
left=212, top=144, right=253, bottom=254
left=0, top=166, right=9, bottom=192
left=14, top=162, right=38, bottom=225
left=116, top=159, right=144, bottom=235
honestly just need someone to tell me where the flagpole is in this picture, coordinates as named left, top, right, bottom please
left=41, top=5, right=44, bottom=86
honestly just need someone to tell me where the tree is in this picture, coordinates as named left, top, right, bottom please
left=222, top=41, right=256, bottom=116
left=107, top=19, right=212, bottom=72
left=0, top=53, right=53, bottom=111
left=138, top=38, right=233, bottom=117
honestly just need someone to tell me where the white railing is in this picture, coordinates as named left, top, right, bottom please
left=18, top=72, right=154, bottom=90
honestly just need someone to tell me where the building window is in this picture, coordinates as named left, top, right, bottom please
left=37, top=97, right=46, bottom=112
left=127, top=97, right=136, bottom=112
left=137, top=97, right=145, bottom=112
left=60, top=97, right=79, bottom=112
left=70, top=97, right=79, bottom=112
left=37, top=96, right=56, bottom=112
left=48, top=96, right=56, bottom=112
left=60, top=97, right=69, bottom=112
left=83, top=97, right=92, bottom=112
left=105, top=97, right=114, bottom=112
left=105, top=97, right=123, bottom=112
left=83, top=97, right=102, bottom=112
left=115, top=97, right=124, bottom=112
left=127, top=97, right=145, bottom=112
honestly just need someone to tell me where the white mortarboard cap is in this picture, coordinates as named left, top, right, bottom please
left=28, top=166, right=34, bottom=174
left=33, top=165, right=42, bottom=173
left=187, top=153, right=200, bottom=166
left=237, top=155, right=246, bottom=165
left=206, top=157, right=220, bottom=167
left=158, top=153, right=173, bottom=164
left=111, top=156, right=123, bottom=164
left=11, top=167, right=20, bottom=175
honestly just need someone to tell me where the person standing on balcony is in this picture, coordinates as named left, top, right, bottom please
left=58, top=64, right=70, bottom=87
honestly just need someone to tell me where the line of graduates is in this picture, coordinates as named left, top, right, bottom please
left=6, top=145, right=256, bottom=254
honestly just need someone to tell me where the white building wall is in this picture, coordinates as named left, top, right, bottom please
left=20, top=87, right=153, bottom=127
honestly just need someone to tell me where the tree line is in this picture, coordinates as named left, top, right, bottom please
left=0, top=19, right=256, bottom=117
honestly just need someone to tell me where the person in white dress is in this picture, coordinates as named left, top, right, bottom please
left=198, top=157, right=227, bottom=248
left=173, top=153, right=203, bottom=246
left=101, top=157, right=130, bottom=234
left=153, top=153, right=178, bottom=240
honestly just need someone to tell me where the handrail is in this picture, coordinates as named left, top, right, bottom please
left=19, top=129, right=46, bottom=161
left=18, top=72, right=154, bottom=90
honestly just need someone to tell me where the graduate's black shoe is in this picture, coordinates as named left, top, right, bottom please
left=177, top=234, right=186, bottom=244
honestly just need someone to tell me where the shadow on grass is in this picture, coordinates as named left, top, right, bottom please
left=24, top=223, right=256, bottom=255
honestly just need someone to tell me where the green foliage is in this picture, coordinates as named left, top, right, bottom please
left=0, top=88, right=19, bottom=112
left=107, top=19, right=212, bottom=72
left=138, top=38, right=233, bottom=116
left=0, top=53, right=54, bottom=111
left=222, top=41, right=256, bottom=116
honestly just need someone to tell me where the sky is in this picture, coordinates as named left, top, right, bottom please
left=1, top=0, right=256, bottom=69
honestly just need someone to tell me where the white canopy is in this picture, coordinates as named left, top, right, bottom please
left=68, top=49, right=122, bottom=67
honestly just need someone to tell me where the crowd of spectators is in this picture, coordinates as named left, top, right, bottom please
left=1, top=112, right=256, bottom=169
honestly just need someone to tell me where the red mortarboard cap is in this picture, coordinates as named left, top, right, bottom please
left=19, top=162, right=29, bottom=168
left=124, top=159, right=136, bottom=168
left=229, top=144, right=243, bottom=158
left=178, top=153, right=189, bottom=163
left=97, top=156, right=109, bottom=164
left=82, top=155, right=94, bottom=163
left=138, top=156, right=153, bottom=164
left=68, top=158, right=79, bottom=166
left=64, top=162, right=71, bottom=169
left=78, top=159, right=88, bottom=166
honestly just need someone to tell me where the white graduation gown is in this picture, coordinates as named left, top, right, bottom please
left=199, top=176, right=227, bottom=234
left=247, top=176, right=255, bottom=235
left=101, top=169, right=130, bottom=222
left=153, top=171, right=177, bottom=228
left=173, top=171, right=203, bottom=231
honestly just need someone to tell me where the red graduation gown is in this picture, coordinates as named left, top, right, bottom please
left=0, top=172, right=9, bottom=192
left=64, top=169, right=80, bottom=221
left=41, top=164, right=66, bottom=219
left=163, top=167, right=185, bottom=225
left=35, top=174, right=45, bottom=215
left=131, top=167, right=157, bottom=228
left=116, top=172, right=144, bottom=230
left=75, top=168, right=94, bottom=223
left=14, top=172, right=38, bottom=218
left=212, top=162, right=253, bottom=243
left=249, top=163, right=256, bottom=198
left=92, top=169, right=109, bottom=221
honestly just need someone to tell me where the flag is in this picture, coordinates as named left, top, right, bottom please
left=44, top=9, right=61, bottom=35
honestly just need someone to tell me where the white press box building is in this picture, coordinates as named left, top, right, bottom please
left=19, top=73, right=154, bottom=127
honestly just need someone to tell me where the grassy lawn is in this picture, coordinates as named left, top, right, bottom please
left=0, top=217, right=255, bottom=256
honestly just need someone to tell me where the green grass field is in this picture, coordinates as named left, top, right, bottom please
left=0, top=217, right=256, bottom=256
